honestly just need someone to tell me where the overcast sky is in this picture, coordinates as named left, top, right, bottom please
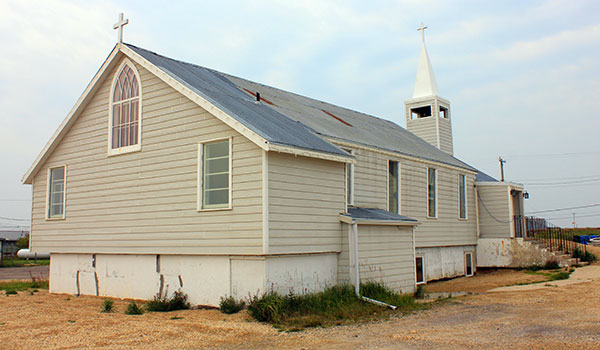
left=1, top=0, right=599, bottom=229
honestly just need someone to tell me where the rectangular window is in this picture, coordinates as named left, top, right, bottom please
left=47, top=166, right=66, bottom=219
left=344, top=149, right=354, bottom=206
left=415, top=256, right=425, bottom=284
left=427, top=168, right=437, bottom=217
left=465, top=253, right=473, bottom=276
left=459, top=174, right=467, bottom=219
left=388, top=161, right=400, bottom=214
left=199, top=139, right=231, bottom=210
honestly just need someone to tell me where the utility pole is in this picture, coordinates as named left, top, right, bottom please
left=499, top=157, right=506, bottom=182
left=572, top=213, right=577, bottom=228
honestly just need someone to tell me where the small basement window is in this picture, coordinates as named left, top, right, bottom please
left=439, top=106, right=449, bottom=118
left=415, top=256, right=425, bottom=284
left=410, top=105, right=432, bottom=119
left=465, top=253, right=473, bottom=276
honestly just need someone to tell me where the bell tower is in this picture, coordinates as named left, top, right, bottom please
left=405, top=24, right=453, bottom=155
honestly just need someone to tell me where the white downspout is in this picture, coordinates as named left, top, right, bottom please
left=350, top=221, right=397, bottom=310
left=352, top=222, right=360, bottom=297
left=475, top=185, right=481, bottom=238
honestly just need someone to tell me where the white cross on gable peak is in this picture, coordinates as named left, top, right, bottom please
left=113, top=13, right=129, bottom=43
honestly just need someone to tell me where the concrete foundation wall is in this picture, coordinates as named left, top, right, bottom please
left=49, top=252, right=338, bottom=306
left=416, top=246, right=475, bottom=282
left=477, top=238, right=556, bottom=268
left=265, top=253, right=337, bottom=295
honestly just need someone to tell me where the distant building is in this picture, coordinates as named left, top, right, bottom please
left=0, top=230, right=28, bottom=258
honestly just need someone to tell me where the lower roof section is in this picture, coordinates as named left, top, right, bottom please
left=339, top=207, right=420, bottom=226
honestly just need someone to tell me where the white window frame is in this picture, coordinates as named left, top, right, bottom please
left=458, top=174, right=468, bottom=220
left=387, top=160, right=401, bottom=214
left=426, top=167, right=437, bottom=218
left=415, top=255, right=425, bottom=284
left=197, top=137, right=233, bottom=211
left=344, top=148, right=354, bottom=208
left=108, top=59, right=143, bottom=156
left=465, top=252, right=474, bottom=277
left=45, top=165, right=67, bottom=220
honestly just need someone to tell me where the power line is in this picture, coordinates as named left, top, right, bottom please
left=522, top=177, right=600, bottom=186
left=0, top=199, right=31, bottom=202
left=504, top=151, right=600, bottom=158
left=528, top=203, right=600, bottom=214
left=545, top=213, right=600, bottom=220
left=515, top=174, right=600, bottom=182
left=0, top=216, right=30, bottom=222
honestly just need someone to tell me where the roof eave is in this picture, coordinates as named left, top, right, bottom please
left=339, top=214, right=420, bottom=226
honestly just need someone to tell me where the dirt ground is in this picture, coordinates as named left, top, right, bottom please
left=1, top=265, right=599, bottom=350
left=424, top=268, right=550, bottom=294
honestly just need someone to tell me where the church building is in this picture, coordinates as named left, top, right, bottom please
left=23, top=17, right=530, bottom=305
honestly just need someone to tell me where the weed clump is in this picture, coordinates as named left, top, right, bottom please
left=247, top=282, right=423, bottom=330
left=219, top=296, right=246, bottom=314
left=524, top=259, right=561, bottom=271
left=125, top=301, right=144, bottom=315
left=101, top=299, right=114, bottom=313
left=573, top=248, right=598, bottom=263
left=146, top=290, right=190, bottom=312
left=414, top=284, right=427, bottom=299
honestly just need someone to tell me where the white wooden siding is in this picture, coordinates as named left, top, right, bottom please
left=336, top=144, right=477, bottom=248
left=477, top=185, right=511, bottom=238
left=407, top=117, right=437, bottom=147
left=338, top=224, right=415, bottom=293
left=30, top=59, right=264, bottom=255
left=438, top=118, right=453, bottom=155
left=268, top=152, right=346, bottom=254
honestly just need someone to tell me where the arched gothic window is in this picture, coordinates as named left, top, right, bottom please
left=111, top=63, right=140, bottom=150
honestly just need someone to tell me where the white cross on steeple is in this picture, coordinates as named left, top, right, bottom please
left=417, top=22, right=428, bottom=43
left=113, top=13, right=129, bottom=43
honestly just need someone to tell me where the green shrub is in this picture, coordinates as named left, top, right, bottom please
left=5, top=290, right=17, bottom=295
left=101, top=299, right=114, bottom=313
left=219, top=295, right=246, bottom=314
left=414, top=284, right=426, bottom=299
left=573, top=248, right=598, bottom=263
left=146, top=289, right=190, bottom=312
left=125, top=301, right=144, bottom=315
left=524, top=259, right=560, bottom=271
left=543, top=259, right=560, bottom=270
left=247, top=293, right=285, bottom=322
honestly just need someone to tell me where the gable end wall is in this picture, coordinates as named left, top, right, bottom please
left=30, top=58, right=264, bottom=255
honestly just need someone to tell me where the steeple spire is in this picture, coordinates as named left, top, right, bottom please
left=413, top=23, right=439, bottom=99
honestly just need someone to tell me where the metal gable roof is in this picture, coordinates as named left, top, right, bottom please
left=126, top=44, right=475, bottom=171
left=343, top=207, right=419, bottom=223
left=125, top=44, right=349, bottom=159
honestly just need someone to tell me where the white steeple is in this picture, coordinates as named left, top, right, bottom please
left=405, top=23, right=454, bottom=155
left=412, top=23, right=439, bottom=99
